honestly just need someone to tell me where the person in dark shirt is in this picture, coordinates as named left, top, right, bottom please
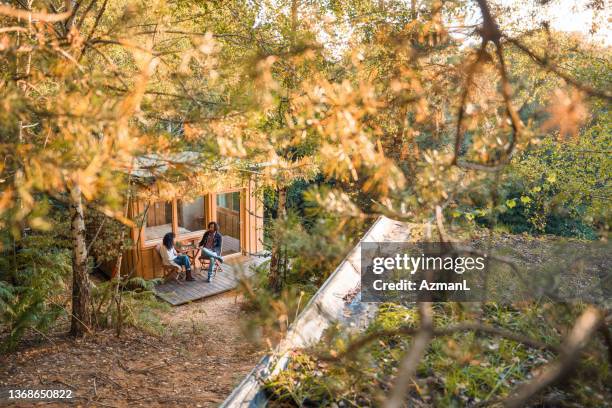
left=198, top=222, right=224, bottom=282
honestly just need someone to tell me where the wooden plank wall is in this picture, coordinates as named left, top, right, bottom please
left=147, top=201, right=172, bottom=227
left=217, top=207, right=240, bottom=239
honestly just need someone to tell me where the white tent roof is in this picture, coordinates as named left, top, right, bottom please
left=221, top=216, right=415, bottom=407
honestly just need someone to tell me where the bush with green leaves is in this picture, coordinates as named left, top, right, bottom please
left=0, top=202, right=165, bottom=351
left=494, top=113, right=610, bottom=239
left=451, top=112, right=609, bottom=240
left=86, top=207, right=134, bottom=267
left=238, top=260, right=312, bottom=343
left=0, top=233, right=71, bottom=352
left=90, top=277, right=169, bottom=336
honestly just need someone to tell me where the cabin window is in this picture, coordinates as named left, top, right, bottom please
left=145, top=200, right=173, bottom=241
left=217, top=191, right=240, bottom=212
left=177, top=197, right=206, bottom=235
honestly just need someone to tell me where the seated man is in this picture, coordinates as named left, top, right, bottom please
left=198, top=221, right=224, bottom=282
left=160, top=232, right=194, bottom=281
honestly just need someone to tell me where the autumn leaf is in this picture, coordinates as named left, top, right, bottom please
left=542, top=89, right=588, bottom=140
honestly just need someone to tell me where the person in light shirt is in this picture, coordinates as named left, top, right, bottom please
left=160, top=232, right=194, bottom=281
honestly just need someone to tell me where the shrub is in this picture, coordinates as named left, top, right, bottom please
left=0, top=234, right=71, bottom=352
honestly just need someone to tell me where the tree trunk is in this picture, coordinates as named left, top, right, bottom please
left=69, top=185, right=91, bottom=337
left=268, top=187, right=287, bottom=292
left=112, top=227, right=126, bottom=336
left=291, top=0, right=298, bottom=45
left=269, top=0, right=296, bottom=292
left=113, top=189, right=131, bottom=337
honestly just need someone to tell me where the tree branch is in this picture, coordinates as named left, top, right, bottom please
left=504, top=307, right=604, bottom=408
left=320, top=320, right=559, bottom=363
left=385, top=302, right=434, bottom=408
left=0, top=4, right=71, bottom=22
left=505, top=37, right=612, bottom=101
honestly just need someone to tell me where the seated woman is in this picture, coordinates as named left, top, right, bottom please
left=198, top=222, right=224, bottom=282
left=160, top=232, right=194, bottom=281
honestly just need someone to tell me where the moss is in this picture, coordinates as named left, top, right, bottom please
left=265, top=301, right=611, bottom=407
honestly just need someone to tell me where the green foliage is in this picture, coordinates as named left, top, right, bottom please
left=238, top=260, right=312, bottom=343
left=264, top=177, right=324, bottom=228
left=90, top=277, right=169, bottom=336
left=264, top=302, right=611, bottom=407
left=495, top=112, right=610, bottom=239
left=453, top=110, right=608, bottom=239
left=0, top=233, right=71, bottom=352
left=250, top=171, right=374, bottom=347
left=480, top=33, right=612, bottom=239
left=269, top=210, right=364, bottom=288
left=86, top=207, right=133, bottom=266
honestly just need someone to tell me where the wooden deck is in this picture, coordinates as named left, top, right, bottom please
left=154, top=255, right=267, bottom=306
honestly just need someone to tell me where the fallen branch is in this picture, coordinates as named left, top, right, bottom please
left=385, top=302, right=434, bottom=408
left=94, top=372, right=123, bottom=390
left=503, top=307, right=603, bottom=408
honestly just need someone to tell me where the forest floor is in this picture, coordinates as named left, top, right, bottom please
left=0, top=291, right=265, bottom=407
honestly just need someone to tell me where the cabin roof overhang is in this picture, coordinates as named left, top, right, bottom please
left=126, top=152, right=262, bottom=201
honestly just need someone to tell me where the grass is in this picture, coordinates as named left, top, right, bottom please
left=260, top=226, right=610, bottom=406
left=263, top=302, right=611, bottom=407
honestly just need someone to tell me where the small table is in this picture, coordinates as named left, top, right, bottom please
left=179, top=244, right=200, bottom=272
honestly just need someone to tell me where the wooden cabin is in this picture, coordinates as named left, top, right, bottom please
left=99, top=154, right=264, bottom=279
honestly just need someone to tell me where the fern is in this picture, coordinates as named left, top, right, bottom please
left=0, top=241, right=70, bottom=353
left=90, top=277, right=169, bottom=335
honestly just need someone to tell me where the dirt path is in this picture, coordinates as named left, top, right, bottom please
left=0, top=292, right=264, bottom=407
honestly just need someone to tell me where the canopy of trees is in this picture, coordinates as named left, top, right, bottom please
left=0, top=0, right=610, bottom=405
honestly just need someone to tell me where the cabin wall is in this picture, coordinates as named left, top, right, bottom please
left=245, top=178, right=264, bottom=255
left=99, top=177, right=265, bottom=279
left=131, top=199, right=199, bottom=279
left=217, top=207, right=240, bottom=239
left=96, top=199, right=140, bottom=278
